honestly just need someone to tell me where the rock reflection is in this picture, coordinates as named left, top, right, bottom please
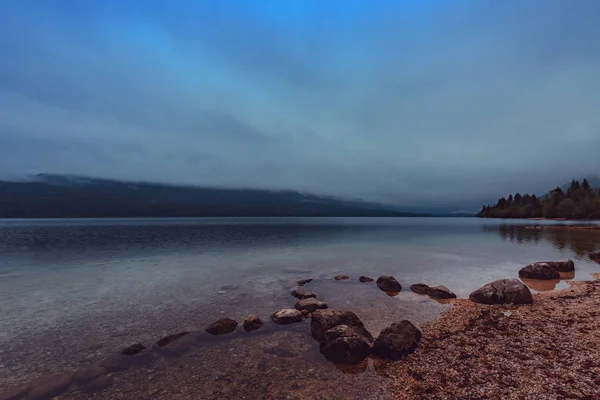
left=559, top=271, right=575, bottom=280
left=520, top=278, right=560, bottom=292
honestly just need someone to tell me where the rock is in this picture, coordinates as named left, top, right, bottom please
left=243, top=315, right=263, bottom=332
left=310, top=309, right=373, bottom=343
left=82, top=375, right=113, bottom=393
left=0, top=384, right=31, bottom=400
left=26, top=374, right=73, bottom=400
left=469, top=279, right=533, bottom=305
left=539, top=260, right=575, bottom=272
left=427, top=285, right=457, bottom=299
left=590, top=251, right=600, bottom=261
left=334, top=275, right=349, bottom=280
left=519, top=263, right=560, bottom=280
left=99, top=355, right=134, bottom=372
left=320, top=325, right=373, bottom=364
left=157, top=332, right=189, bottom=347
left=295, top=298, right=328, bottom=313
left=359, top=276, right=374, bottom=283
left=373, top=321, right=421, bottom=360
left=270, top=309, right=303, bottom=325
left=376, top=275, right=402, bottom=293
left=290, top=289, right=317, bottom=299
left=205, top=318, right=238, bottom=335
left=410, top=283, right=430, bottom=295
left=297, top=278, right=313, bottom=286
left=73, top=366, right=106, bottom=384
left=121, top=343, right=145, bottom=355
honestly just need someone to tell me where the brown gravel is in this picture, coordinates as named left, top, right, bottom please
left=388, top=274, right=600, bottom=399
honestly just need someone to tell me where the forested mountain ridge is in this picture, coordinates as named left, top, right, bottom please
left=478, top=179, right=600, bottom=219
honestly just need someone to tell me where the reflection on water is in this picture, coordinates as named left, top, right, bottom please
left=520, top=277, right=560, bottom=292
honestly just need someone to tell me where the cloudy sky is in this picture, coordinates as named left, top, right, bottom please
left=1, top=0, right=599, bottom=208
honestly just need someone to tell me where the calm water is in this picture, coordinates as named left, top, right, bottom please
left=1, top=217, right=600, bottom=396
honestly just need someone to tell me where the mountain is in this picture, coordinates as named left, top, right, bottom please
left=0, top=174, right=433, bottom=218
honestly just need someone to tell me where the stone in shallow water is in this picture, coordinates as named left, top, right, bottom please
left=73, top=366, right=107, bottom=384
left=320, top=324, right=373, bottom=364
left=290, top=289, right=317, bottom=299
left=334, top=275, right=349, bottom=280
left=469, top=279, right=533, bottom=305
left=26, top=374, right=73, bottom=400
left=295, top=298, right=328, bottom=313
left=297, top=278, right=313, bottom=286
left=82, top=375, right=113, bottom=393
left=310, top=309, right=372, bottom=343
left=359, top=276, right=374, bottom=283
left=121, top=343, right=146, bottom=355
left=410, top=283, right=430, bottom=295
left=205, top=318, right=238, bottom=335
left=428, top=285, right=457, bottom=299
left=243, top=315, right=263, bottom=332
left=519, top=263, right=560, bottom=280
left=373, top=320, right=421, bottom=360
left=270, top=309, right=303, bottom=325
left=590, top=251, right=600, bottom=262
left=376, top=275, right=402, bottom=293
left=157, top=331, right=190, bottom=347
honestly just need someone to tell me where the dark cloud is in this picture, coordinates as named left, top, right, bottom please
left=1, top=0, right=599, bottom=209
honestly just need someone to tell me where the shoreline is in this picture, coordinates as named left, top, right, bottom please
left=388, top=274, right=600, bottom=399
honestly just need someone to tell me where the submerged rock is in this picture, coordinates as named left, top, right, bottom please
left=428, top=285, right=457, bottom=299
left=541, top=260, right=575, bottom=272
left=26, top=374, right=73, bottom=400
left=320, top=324, right=373, bottom=364
left=334, top=275, right=349, bottom=280
left=469, top=279, right=533, bottom=305
left=410, top=283, right=431, bottom=295
left=310, top=309, right=373, bottom=343
left=295, top=298, right=328, bottom=313
left=519, top=263, right=560, bottom=280
left=243, top=315, right=263, bottom=332
left=73, top=366, right=107, bottom=384
left=376, top=275, right=402, bottom=293
left=373, top=321, right=421, bottom=360
left=270, top=309, right=303, bottom=325
left=297, top=278, right=313, bottom=286
left=290, top=289, right=317, bottom=299
left=206, top=318, right=238, bottom=335
left=121, top=343, right=145, bottom=355
left=157, top=332, right=190, bottom=347
left=359, top=276, right=374, bottom=283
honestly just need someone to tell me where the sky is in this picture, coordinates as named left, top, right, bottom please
left=1, top=0, right=600, bottom=209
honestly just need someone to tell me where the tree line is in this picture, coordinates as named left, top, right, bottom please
left=477, top=179, right=600, bottom=219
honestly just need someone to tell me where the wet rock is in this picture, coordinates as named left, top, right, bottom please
left=26, top=374, right=73, bottom=400
left=310, top=309, right=373, bottom=343
left=373, top=321, right=421, bottom=360
left=540, top=260, right=575, bottom=272
left=290, top=289, right=317, bottom=299
left=205, top=318, right=238, bottom=335
left=334, top=275, right=349, bottom=280
left=297, top=278, right=313, bottom=286
left=376, top=275, right=402, bottom=293
left=519, top=263, right=560, bottom=280
left=157, top=332, right=189, bottom=347
left=121, top=343, right=145, bottom=355
left=73, top=366, right=106, bottom=384
left=295, top=298, right=328, bottom=313
left=469, top=279, right=533, bottom=305
left=243, top=315, right=263, bottom=332
left=590, top=251, right=600, bottom=261
left=359, top=276, right=374, bottom=283
left=320, top=325, right=373, bottom=364
left=410, top=283, right=431, bottom=295
left=428, top=285, right=457, bottom=299
left=270, top=309, right=303, bottom=325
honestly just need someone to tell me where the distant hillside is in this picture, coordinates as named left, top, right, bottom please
left=478, top=178, right=600, bottom=220
left=0, top=174, right=432, bottom=218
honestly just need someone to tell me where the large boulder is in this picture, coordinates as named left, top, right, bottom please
left=206, top=318, right=238, bottom=335
left=373, top=321, right=421, bottom=360
left=243, top=315, right=263, bottom=332
left=295, top=298, right=328, bottom=313
left=376, top=276, right=402, bottom=293
left=541, top=260, right=574, bottom=272
left=410, top=283, right=430, bottom=295
left=291, top=289, right=317, bottom=299
left=469, top=279, right=533, bottom=305
left=270, top=309, right=303, bottom=325
left=519, top=263, right=560, bottom=280
left=319, top=325, right=373, bottom=364
left=310, top=309, right=373, bottom=343
left=427, top=285, right=457, bottom=299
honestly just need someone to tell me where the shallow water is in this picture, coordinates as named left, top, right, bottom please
left=1, top=217, right=599, bottom=398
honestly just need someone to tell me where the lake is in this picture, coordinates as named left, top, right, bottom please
left=1, top=217, right=600, bottom=399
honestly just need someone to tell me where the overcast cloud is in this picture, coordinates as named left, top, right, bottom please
left=1, top=0, right=599, bottom=208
